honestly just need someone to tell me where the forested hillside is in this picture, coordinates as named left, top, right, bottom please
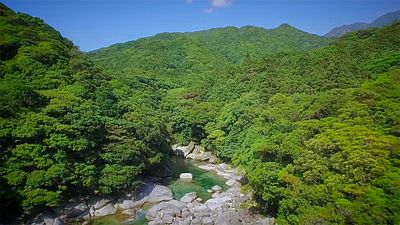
left=89, top=24, right=332, bottom=77
left=0, top=4, right=170, bottom=223
left=91, top=22, right=400, bottom=225
left=1, top=1, right=400, bottom=224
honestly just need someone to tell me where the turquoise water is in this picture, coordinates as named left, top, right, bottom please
left=90, top=157, right=227, bottom=225
left=165, top=157, right=228, bottom=200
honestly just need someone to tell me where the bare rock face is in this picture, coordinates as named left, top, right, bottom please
left=179, top=173, right=193, bottom=182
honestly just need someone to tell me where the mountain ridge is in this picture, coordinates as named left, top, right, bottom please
left=325, top=9, right=400, bottom=37
left=89, top=23, right=333, bottom=75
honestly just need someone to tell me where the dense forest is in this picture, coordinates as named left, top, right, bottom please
left=1, top=2, right=400, bottom=225
left=0, top=4, right=171, bottom=222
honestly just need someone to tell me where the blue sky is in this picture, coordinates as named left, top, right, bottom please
left=3, top=0, right=400, bottom=51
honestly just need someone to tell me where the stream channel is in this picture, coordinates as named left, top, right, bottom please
left=90, top=157, right=228, bottom=225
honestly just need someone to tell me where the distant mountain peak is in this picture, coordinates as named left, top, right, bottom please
left=325, top=10, right=400, bottom=37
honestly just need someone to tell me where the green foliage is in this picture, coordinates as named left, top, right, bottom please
left=0, top=4, right=170, bottom=222
left=2, top=2, right=400, bottom=224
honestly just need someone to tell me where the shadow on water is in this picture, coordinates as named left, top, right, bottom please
left=90, top=157, right=227, bottom=225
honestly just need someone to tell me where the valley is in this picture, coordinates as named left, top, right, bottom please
left=1, top=2, right=400, bottom=225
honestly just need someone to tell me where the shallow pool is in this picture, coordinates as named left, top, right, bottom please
left=90, top=157, right=227, bottom=225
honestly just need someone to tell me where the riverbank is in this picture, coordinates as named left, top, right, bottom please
left=30, top=143, right=275, bottom=225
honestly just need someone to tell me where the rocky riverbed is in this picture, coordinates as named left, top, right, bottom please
left=30, top=143, right=275, bottom=225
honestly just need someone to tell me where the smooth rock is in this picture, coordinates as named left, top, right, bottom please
left=53, top=218, right=64, bottom=225
left=42, top=214, right=55, bottom=225
left=93, top=203, right=117, bottom=217
left=146, top=202, right=182, bottom=221
left=121, top=208, right=136, bottom=216
left=180, top=173, right=193, bottom=182
left=93, top=199, right=110, bottom=210
left=208, top=155, right=218, bottom=163
left=180, top=192, right=197, bottom=203
left=146, top=184, right=174, bottom=203
left=225, top=178, right=240, bottom=187
left=211, top=185, right=222, bottom=192
left=187, top=151, right=213, bottom=161
left=176, top=141, right=196, bottom=157
left=167, top=199, right=185, bottom=208
left=118, top=199, right=144, bottom=209
left=215, top=210, right=241, bottom=225
left=198, top=164, right=216, bottom=171
left=205, top=197, right=232, bottom=211
left=202, top=217, right=214, bottom=225
left=162, top=214, right=174, bottom=224
left=207, top=189, right=213, bottom=193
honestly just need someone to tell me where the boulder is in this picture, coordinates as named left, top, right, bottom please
left=146, top=202, right=182, bottom=221
left=215, top=210, right=241, bottom=225
left=225, top=178, right=240, bottom=187
left=180, top=192, right=197, bottom=203
left=121, top=208, right=136, bottom=216
left=175, top=141, right=196, bottom=157
left=198, top=164, right=216, bottom=171
left=187, top=151, right=212, bottom=161
left=93, top=198, right=110, bottom=210
left=202, top=217, right=214, bottom=225
left=146, top=184, right=174, bottom=203
left=167, top=199, right=185, bottom=208
left=205, top=197, right=232, bottom=211
left=162, top=214, right=174, bottom=224
left=179, top=173, right=193, bottom=182
left=118, top=199, right=144, bottom=209
left=187, top=141, right=196, bottom=152
left=211, top=185, right=222, bottom=192
left=53, top=218, right=64, bottom=225
left=208, top=155, right=218, bottom=163
left=93, top=203, right=117, bottom=217
left=42, top=214, right=55, bottom=225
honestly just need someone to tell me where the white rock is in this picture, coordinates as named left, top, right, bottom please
left=146, top=184, right=174, bottom=203
left=225, top=178, right=240, bottom=187
left=198, top=164, right=216, bottom=171
left=211, top=185, right=222, bottom=192
left=205, top=197, right=232, bottom=211
left=202, top=217, right=214, bottom=225
left=93, top=203, right=117, bottom=217
left=118, top=199, right=144, bottom=209
left=179, top=173, right=193, bottom=182
left=93, top=199, right=110, bottom=210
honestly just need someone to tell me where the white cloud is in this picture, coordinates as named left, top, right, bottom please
left=212, top=0, right=231, bottom=7
left=203, top=7, right=214, bottom=14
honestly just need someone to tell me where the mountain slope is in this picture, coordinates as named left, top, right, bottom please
left=89, top=24, right=332, bottom=77
left=325, top=10, right=400, bottom=37
left=0, top=3, right=169, bottom=223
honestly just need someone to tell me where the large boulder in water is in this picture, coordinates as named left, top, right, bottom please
left=179, top=173, right=193, bottom=182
